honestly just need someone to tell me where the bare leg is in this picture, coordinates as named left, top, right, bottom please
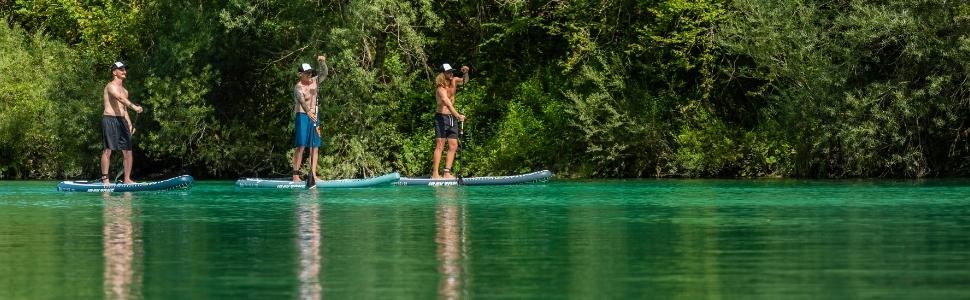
left=101, top=149, right=112, bottom=185
left=310, top=147, right=320, bottom=181
left=292, top=147, right=305, bottom=182
left=432, top=138, right=445, bottom=178
left=122, top=150, right=135, bottom=184
left=443, top=138, right=458, bottom=179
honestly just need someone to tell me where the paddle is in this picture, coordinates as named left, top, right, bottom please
left=454, top=66, right=470, bottom=185
left=305, top=112, right=317, bottom=189
left=456, top=121, right=464, bottom=185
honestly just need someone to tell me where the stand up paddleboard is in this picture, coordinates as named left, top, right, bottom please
left=58, top=175, right=194, bottom=192
left=396, top=170, right=552, bottom=186
left=236, top=172, right=400, bottom=189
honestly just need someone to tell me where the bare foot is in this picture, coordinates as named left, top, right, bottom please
left=443, top=173, right=455, bottom=179
left=123, top=180, right=136, bottom=184
left=102, top=179, right=111, bottom=185
left=292, top=176, right=303, bottom=182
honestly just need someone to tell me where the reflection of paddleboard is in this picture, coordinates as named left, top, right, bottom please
left=58, top=175, right=194, bottom=192
left=236, top=172, right=400, bottom=189
left=396, top=170, right=552, bottom=186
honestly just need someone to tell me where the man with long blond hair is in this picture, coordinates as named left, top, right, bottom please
left=432, top=63, right=470, bottom=179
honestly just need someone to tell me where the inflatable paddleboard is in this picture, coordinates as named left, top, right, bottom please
left=396, top=170, right=552, bottom=186
left=58, top=175, right=194, bottom=192
left=236, top=172, right=400, bottom=189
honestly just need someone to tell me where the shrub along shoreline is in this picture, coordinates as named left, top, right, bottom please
left=2, top=1, right=968, bottom=179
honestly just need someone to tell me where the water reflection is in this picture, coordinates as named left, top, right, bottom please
left=435, top=187, right=467, bottom=300
left=102, top=192, right=142, bottom=300
left=296, top=190, right=322, bottom=300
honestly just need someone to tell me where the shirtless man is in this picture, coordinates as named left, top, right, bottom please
left=432, top=63, right=470, bottom=179
left=291, top=55, right=329, bottom=184
left=101, top=61, right=144, bottom=185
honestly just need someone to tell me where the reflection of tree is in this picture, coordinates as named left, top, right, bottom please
left=102, top=192, right=142, bottom=300
left=435, top=187, right=466, bottom=300
left=297, top=191, right=322, bottom=300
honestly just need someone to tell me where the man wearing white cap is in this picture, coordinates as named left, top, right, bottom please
left=432, top=63, right=470, bottom=179
left=101, top=61, right=144, bottom=185
left=291, top=55, right=329, bottom=184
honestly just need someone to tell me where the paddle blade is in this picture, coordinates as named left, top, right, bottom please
left=306, top=174, right=316, bottom=189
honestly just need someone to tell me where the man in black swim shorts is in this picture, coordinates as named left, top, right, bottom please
left=101, top=61, right=143, bottom=185
left=431, top=63, right=470, bottom=179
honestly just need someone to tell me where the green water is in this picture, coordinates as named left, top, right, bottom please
left=1, top=180, right=969, bottom=299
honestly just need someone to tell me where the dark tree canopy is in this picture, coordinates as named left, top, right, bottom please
left=2, top=0, right=968, bottom=179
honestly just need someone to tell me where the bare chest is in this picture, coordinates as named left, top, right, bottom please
left=297, top=82, right=318, bottom=100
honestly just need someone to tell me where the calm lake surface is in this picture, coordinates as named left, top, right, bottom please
left=1, top=179, right=969, bottom=299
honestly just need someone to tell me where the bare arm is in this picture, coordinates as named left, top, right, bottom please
left=315, top=56, right=328, bottom=84
left=108, top=85, right=133, bottom=107
left=124, top=112, right=134, bottom=134
left=314, top=56, right=327, bottom=117
left=108, top=85, right=142, bottom=112
left=457, top=65, right=470, bottom=85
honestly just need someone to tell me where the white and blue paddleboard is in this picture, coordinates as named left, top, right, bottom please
left=58, top=175, right=194, bottom=192
left=396, top=170, right=552, bottom=186
left=236, top=172, right=400, bottom=189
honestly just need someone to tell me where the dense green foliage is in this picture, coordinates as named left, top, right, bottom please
left=2, top=0, right=969, bottom=179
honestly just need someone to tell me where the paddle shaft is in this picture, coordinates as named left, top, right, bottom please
left=455, top=81, right=466, bottom=184
left=305, top=109, right=317, bottom=189
left=456, top=121, right=464, bottom=184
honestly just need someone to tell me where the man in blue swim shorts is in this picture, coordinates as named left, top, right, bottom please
left=291, top=55, right=329, bottom=183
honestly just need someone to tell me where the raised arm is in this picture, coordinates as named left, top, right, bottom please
left=315, top=55, right=329, bottom=84
left=457, top=65, right=470, bottom=85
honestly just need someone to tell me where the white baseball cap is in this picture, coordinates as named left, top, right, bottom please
left=299, top=63, right=313, bottom=73
left=111, top=61, right=128, bottom=70
left=441, top=63, right=454, bottom=72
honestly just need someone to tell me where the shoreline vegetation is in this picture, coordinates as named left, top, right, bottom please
left=2, top=1, right=969, bottom=180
